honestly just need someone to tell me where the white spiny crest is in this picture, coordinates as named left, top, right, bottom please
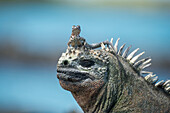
left=163, top=80, right=170, bottom=94
left=106, top=47, right=110, bottom=51
left=155, top=80, right=164, bottom=87
left=133, top=58, right=148, bottom=67
left=110, top=38, right=113, bottom=44
left=140, top=63, right=152, bottom=70
left=101, top=43, right=105, bottom=50
left=111, top=38, right=151, bottom=71
left=144, top=74, right=158, bottom=84
left=165, top=83, right=170, bottom=88
left=145, top=73, right=154, bottom=80
left=114, top=38, right=120, bottom=53
left=143, top=58, right=152, bottom=65
left=165, top=87, right=170, bottom=94
left=126, top=48, right=139, bottom=60
left=106, top=39, right=110, bottom=51
left=137, top=58, right=152, bottom=70
left=122, top=46, right=132, bottom=58
left=117, top=44, right=125, bottom=55
left=163, top=80, right=170, bottom=87
left=141, top=71, right=153, bottom=74
left=130, top=52, right=145, bottom=64
left=165, top=86, right=170, bottom=91
left=133, top=57, right=150, bottom=68
left=151, top=76, right=159, bottom=84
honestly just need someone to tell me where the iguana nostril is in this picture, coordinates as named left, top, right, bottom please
left=63, top=60, right=69, bottom=66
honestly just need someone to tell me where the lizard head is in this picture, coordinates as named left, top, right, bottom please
left=57, top=47, right=110, bottom=92
left=71, top=25, right=81, bottom=36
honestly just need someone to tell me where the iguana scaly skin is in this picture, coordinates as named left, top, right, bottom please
left=57, top=25, right=170, bottom=113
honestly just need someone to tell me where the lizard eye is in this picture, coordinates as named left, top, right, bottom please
left=79, top=59, right=95, bottom=68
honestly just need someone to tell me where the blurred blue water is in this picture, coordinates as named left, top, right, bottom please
left=0, top=60, right=82, bottom=113
left=0, top=3, right=170, bottom=56
left=0, top=3, right=170, bottom=113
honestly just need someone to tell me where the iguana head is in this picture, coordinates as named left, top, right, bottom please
left=57, top=43, right=123, bottom=112
left=57, top=48, right=109, bottom=92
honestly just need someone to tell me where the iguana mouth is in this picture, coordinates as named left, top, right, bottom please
left=57, top=68, right=93, bottom=82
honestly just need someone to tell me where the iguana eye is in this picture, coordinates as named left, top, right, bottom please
left=79, top=59, right=95, bottom=67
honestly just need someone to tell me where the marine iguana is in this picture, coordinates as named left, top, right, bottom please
left=57, top=25, right=170, bottom=113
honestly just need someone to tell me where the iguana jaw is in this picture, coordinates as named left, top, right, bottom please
left=57, top=67, right=95, bottom=91
left=57, top=68, right=92, bottom=82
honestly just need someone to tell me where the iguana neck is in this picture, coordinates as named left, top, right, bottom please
left=71, top=83, right=106, bottom=113
left=72, top=69, right=169, bottom=113
left=111, top=73, right=170, bottom=113
left=71, top=83, right=119, bottom=113
left=111, top=57, right=170, bottom=112
left=71, top=72, right=124, bottom=113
